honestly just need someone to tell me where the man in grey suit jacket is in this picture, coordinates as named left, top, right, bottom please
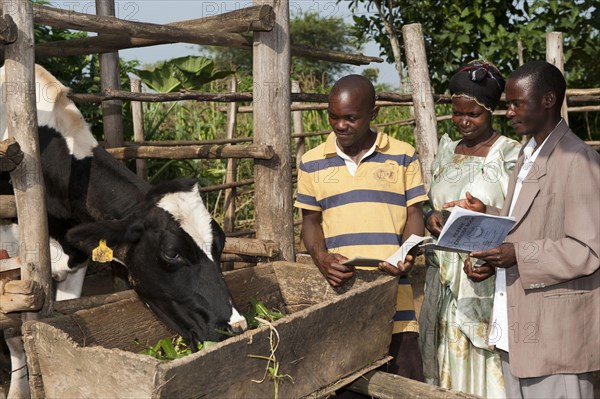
left=447, top=61, right=599, bottom=398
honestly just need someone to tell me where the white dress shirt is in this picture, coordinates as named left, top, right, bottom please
left=489, top=131, right=553, bottom=351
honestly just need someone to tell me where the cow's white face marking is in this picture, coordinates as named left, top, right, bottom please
left=156, top=184, right=215, bottom=261
left=0, top=65, right=98, bottom=159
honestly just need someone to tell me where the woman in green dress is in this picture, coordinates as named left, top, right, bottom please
left=419, top=61, right=521, bottom=398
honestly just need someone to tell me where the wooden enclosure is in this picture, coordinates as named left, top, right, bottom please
left=23, top=262, right=397, bottom=399
left=1, top=0, right=599, bottom=397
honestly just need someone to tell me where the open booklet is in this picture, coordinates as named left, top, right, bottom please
left=342, top=234, right=431, bottom=268
left=420, top=206, right=516, bottom=253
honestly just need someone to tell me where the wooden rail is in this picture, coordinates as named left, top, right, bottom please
left=105, top=144, right=274, bottom=160
left=345, top=370, right=481, bottom=399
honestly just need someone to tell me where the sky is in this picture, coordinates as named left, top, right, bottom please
left=57, top=0, right=400, bottom=87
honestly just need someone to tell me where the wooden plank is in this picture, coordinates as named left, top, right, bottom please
left=546, top=31, right=569, bottom=125
left=23, top=316, right=161, bottom=399
left=0, top=290, right=137, bottom=330
left=402, top=23, right=438, bottom=191
left=31, top=4, right=272, bottom=58
left=29, top=4, right=249, bottom=50
left=252, top=0, right=294, bottom=262
left=224, top=237, right=279, bottom=258
left=0, top=256, right=21, bottom=280
left=305, top=357, right=392, bottom=399
left=345, top=370, right=482, bottom=399
left=22, top=263, right=397, bottom=398
left=223, top=262, right=285, bottom=311
left=105, top=144, right=274, bottom=160
left=155, top=265, right=397, bottom=398
left=0, top=279, right=45, bottom=313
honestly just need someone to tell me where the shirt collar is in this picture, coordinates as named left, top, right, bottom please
left=323, top=131, right=388, bottom=157
left=524, top=118, right=562, bottom=161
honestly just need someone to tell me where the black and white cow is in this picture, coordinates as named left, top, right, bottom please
left=1, top=65, right=246, bottom=396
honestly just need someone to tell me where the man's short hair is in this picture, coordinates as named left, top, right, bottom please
left=509, top=60, right=567, bottom=104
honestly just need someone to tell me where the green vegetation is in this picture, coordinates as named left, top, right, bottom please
left=137, top=297, right=286, bottom=361
left=135, top=336, right=218, bottom=361
left=345, top=0, right=599, bottom=139
left=27, top=3, right=597, bottom=230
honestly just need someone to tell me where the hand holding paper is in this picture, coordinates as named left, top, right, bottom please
left=421, top=206, right=515, bottom=253
left=342, top=234, right=431, bottom=268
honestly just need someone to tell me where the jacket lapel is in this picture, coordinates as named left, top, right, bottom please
left=506, top=121, right=569, bottom=228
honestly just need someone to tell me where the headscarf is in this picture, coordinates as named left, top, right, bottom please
left=449, top=60, right=505, bottom=111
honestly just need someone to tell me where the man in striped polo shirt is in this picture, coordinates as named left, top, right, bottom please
left=295, top=75, right=428, bottom=381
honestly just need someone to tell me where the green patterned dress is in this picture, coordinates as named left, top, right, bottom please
left=420, top=133, right=521, bottom=398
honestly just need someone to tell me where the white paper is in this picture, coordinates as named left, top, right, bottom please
left=421, top=207, right=515, bottom=253
left=342, top=234, right=431, bottom=268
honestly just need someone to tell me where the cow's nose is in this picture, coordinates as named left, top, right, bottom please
left=227, top=307, right=248, bottom=334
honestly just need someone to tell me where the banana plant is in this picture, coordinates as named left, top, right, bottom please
left=134, top=56, right=233, bottom=140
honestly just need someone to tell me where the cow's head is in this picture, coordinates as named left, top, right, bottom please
left=65, top=178, right=247, bottom=347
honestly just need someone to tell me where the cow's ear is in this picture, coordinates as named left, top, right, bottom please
left=210, top=219, right=226, bottom=262
left=65, top=218, right=144, bottom=255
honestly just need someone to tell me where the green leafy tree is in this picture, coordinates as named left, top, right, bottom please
left=205, top=11, right=360, bottom=88
left=346, top=0, right=599, bottom=138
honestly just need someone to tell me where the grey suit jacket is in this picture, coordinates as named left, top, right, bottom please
left=490, top=120, right=600, bottom=378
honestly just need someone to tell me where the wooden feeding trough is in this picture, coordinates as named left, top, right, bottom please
left=22, top=262, right=397, bottom=398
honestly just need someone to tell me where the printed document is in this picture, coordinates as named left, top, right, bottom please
left=421, top=207, right=515, bottom=253
left=342, top=234, right=431, bottom=268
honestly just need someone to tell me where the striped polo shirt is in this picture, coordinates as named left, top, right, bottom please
left=295, top=132, right=428, bottom=333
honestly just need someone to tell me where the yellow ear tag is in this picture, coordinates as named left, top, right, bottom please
left=92, top=239, right=113, bottom=263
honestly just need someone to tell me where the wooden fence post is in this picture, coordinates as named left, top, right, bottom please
left=96, top=0, right=124, bottom=148
left=223, top=77, right=238, bottom=271
left=224, top=76, right=238, bottom=236
left=2, top=0, right=53, bottom=319
left=402, top=23, right=438, bottom=191
left=130, top=78, right=147, bottom=180
left=546, top=32, right=569, bottom=125
left=2, top=0, right=52, bottom=396
left=292, top=80, right=305, bottom=169
left=252, top=0, right=294, bottom=261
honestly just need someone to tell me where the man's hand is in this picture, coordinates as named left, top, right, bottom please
left=378, top=254, right=415, bottom=277
left=315, top=252, right=354, bottom=287
left=444, top=192, right=486, bottom=213
left=426, top=211, right=443, bottom=236
left=463, top=256, right=496, bottom=282
left=470, top=243, right=517, bottom=269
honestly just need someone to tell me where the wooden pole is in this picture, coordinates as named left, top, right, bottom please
left=224, top=77, right=238, bottom=236
left=546, top=31, right=569, bottom=125
left=1, top=0, right=53, bottom=318
left=130, top=78, right=147, bottom=180
left=2, top=0, right=52, bottom=396
left=517, top=39, right=524, bottom=66
left=402, top=23, right=438, bottom=190
left=222, top=77, right=239, bottom=272
left=346, top=370, right=480, bottom=399
left=96, top=0, right=124, bottom=148
left=252, top=0, right=294, bottom=262
left=105, top=144, right=274, bottom=160
left=291, top=80, right=306, bottom=169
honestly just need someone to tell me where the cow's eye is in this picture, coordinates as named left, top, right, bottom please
left=163, top=249, right=181, bottom=261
